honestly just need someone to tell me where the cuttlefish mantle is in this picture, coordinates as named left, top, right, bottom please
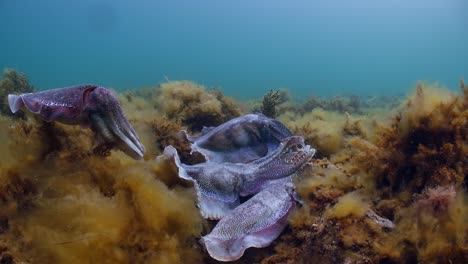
left=164, top=136, right=315, bottom=219
left=179, top=113, right=294, bottom=163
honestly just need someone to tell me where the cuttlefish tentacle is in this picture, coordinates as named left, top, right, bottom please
left=241, top=135, right=315, bottom=195
left=84, top=86, right=145, bottom=159
left=200, top=181, right=297, bottom=262
left=8, top=85, right=145, bottom=159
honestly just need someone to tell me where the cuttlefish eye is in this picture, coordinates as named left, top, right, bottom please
left=85, top=87, right=145, bottom=159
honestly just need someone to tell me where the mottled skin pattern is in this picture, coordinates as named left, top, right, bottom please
left=179, top=113, right=294, bottom=163
left=164, top=136, right=315, bottom=219
left=200, top=181, right=298, bottom=262
left=8, top=85, right=145, bottom=159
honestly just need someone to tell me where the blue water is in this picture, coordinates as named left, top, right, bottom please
left=1, top=0, right=467, bottom=98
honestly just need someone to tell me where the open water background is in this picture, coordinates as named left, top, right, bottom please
left=0, top=0, right=467, bottom=98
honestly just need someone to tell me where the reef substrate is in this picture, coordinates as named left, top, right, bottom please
left=0, top=72, right=467, bottom=263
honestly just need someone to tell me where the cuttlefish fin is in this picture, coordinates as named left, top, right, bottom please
left=8, top=94, right=25, bottom=113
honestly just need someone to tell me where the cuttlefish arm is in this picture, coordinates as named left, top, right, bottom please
left=85, top=86, right=145, bottom=159
left=8, top=85, right=145, bottom=159
left=200, top=181, right=297, bottom=262
left=163, top=146, right=241, bottom=220
left=240, top=136, right=316, bottom=196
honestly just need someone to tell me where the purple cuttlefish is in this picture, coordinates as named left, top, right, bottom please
left=9, top=85, right=145, bottom=159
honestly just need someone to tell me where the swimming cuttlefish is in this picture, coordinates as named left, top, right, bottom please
left=8, top=85, right=145, bottom=159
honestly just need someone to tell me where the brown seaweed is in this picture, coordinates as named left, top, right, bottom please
left=150, top=116, right=204, bottom=164
left=154, top=81, right=242, bottom=131
left=260, top=90, right=282, bottom=118
left=262, top=83, right=468, bottom=263
left=0, top=80, right=467, bottom=263
left=298, top=93, right=404, bottom=115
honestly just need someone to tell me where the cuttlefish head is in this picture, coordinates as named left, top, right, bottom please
left=256, top=136, right=315, bottom=178
left=85, top=87, right=145, bottom=159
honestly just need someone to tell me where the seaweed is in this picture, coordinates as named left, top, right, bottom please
left=298, top=94, right=404, bottom=115
left=279, top=109, right=355, bottom=158
left=369, top=83, right=467, bottom=194
left=300, top=95, right=362, bottom=114
left=0, top=117, right=204, bottom=263
left=0, top=80, right=467, bottom=263
left=258, top=82, right=468, bottom=263
left=260, top=90, right=282, bottom=118
left=150, top=116, right=204, bottom=165
left=258, top=160, right=379, bottom=264
left=154, top=81, right=242, bottom=131
left=249, top=89, right=292, bottom=118
left=8, top=119, right=97, bottom=161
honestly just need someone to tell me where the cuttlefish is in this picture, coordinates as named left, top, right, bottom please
left=164, top=136, right=315, bottom=219
left=8, top=85, right=145, bottom=159
left=200, top=180, right=299, bottom=262
left=179, top=113, right=294, bottom=163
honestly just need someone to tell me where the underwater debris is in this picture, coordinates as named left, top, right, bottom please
left=365, top=209, right=395, bottom=229
left=154, top=81, right=242, bottom=131
left=180, top=113, right=294, bottom=163
left=8, top=85, right=145, bottom=159
left=0, top=68, right=34, bottom=117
